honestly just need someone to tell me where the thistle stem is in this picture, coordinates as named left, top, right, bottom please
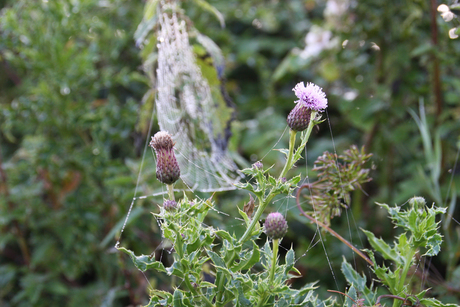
left=269, top=239, right=279, bottom=285
left=279, top=129, right=297, bottom=180
left=238, top=194, right=275, bottom=245
left=167, top=184, right=175, bottom=201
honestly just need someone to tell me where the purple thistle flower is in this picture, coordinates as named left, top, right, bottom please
left=163, top=200, right=177, bottom=211
left=287, top=82, right=328, bottom=131
left=264, top=212, right=288, bottom=240
left=293, top=82, right=328, bottom=111
left=150, top=131, right=181, bottom=185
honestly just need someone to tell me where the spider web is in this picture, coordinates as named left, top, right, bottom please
left=153, top=1, right=240, bottom=192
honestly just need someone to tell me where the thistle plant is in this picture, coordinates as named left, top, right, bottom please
left=117, top=82, right=456, bottom=307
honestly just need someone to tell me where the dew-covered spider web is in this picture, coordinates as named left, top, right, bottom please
left=153, top=1, right=240, bottom=192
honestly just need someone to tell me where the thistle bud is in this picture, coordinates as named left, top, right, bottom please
left=163, top=200, right=177, bottom=211
left=264, top=212, right=288, bottom=240
left=253, top=161, right=263, bottom=169
left=150, top=131, right=180, bottom=185
left=287, top=82, right=328, bottom=131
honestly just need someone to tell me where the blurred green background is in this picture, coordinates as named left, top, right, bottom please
left=1, top=0, right=460, bottom=306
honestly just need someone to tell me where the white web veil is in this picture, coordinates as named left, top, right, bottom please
left=154, top=1, right=240, bottom=192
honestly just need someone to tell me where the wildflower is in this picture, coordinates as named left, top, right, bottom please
left=293, top=82, right=328, bottom=111
left=264, top=212, right=288, bottom=240
left=150, top=131, right=181, bottom=185
left=163, top=200, right=177, bottom=211
left=287, top=82, right=327, bottom=131
left=253, top=161, right=263, bottom=169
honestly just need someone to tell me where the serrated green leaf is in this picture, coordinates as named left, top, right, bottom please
left=166, top=261, right=185, bottom=278
left=232, top=241, right=260, bottom=271
left=173, top=290, right=185, bottom=307
left=418, top=298, right=459, bottom=307
left=341, top=260, right=367, bottom=292
left=361, top=229, right=402, bottom=264
left=207, top=250, right=227, bottom=268
left=215, top=229, right=234, bottom=243
left=289, top=175, right=301, bottom=185
left=275, top=148, right=290, bottom=157
left=117, top=247, right=166, bottom=273
left=238, top=207, right=251, bottom=226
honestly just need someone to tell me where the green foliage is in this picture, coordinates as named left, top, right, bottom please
left=341, top=197, right=456, bottom=307
left=1, top=0, right=460, bottom=305
left=0, top=0, right=149, bottom=305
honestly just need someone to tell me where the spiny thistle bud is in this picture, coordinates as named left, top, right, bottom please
left=150, top=131, right=180, bottom=185
left=287, top=82, right=328, bottom=131
left=409, top=196, right=426, bottom=209
left=264, top=212, right=288, bottom=240
left=163, top=200, right=177, bottom=211
left=253, top=161, right=263, bottom=169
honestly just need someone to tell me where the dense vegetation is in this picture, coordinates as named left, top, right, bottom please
left=1, top=0, right=459, bottom=306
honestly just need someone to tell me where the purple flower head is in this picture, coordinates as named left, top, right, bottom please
left=264, top=212, right=288, bottom=240
left=293, top=82, right=328, bottom=111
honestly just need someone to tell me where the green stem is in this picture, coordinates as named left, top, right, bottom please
left=215, top=275, right=225, bottom=307
left=279, top=129, right=297, bottom=180
left=269, top=239, right=279, bottom=285
left=256, top=239, right=279, bottom=307
left=238, top=194, right=275, bottom=245
left=397, top=249, right=415, bottom=292
left=256, top=293, right=268, bottom=307
left=167, top=184, right=175, bottom=201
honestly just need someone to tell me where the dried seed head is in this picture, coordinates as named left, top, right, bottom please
left=163, top=200, right=177, bottom=211
left=264, top=212, right=288, bottom=240
left=150, top=131, right=180, bottom=185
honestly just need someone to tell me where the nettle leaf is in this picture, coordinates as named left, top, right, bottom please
left=361, top=229, right=402, bottom=264
left=117, top=247, right=166, bottom=273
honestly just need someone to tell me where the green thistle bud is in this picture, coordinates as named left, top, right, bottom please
left=163, top=200, right=177, bottom=211
left=264, top=212, right=288, bottom=240
left=150, top=131, right=181, bottom=185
